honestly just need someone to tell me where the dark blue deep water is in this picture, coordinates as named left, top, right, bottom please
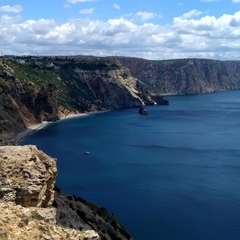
left=21, top=90, right=240, bottom=240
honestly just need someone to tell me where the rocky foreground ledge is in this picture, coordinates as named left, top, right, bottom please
left=0, top=145, right=132, bottom=240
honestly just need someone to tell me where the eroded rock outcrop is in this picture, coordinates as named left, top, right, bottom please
left=0, top=145, right=57, bottom=207
left=0, top=145, right=132, bottom=240
left=55, top=59, right=144, bottom=111
left=0, top=201, right=99, bottom=240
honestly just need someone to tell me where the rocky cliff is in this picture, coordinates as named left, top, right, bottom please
left=0, top=57, right=167, bottom=145
left=113, top=57, right=240, bottom=95
left=1, top=55, right=240, bottom=239
left=1, top=55, right=240, bottom=144
left=53, top=57, right=168, bottom=110
left=0, top=60, right=60, bottom=145
left=0, top=145, right=132, bottom=240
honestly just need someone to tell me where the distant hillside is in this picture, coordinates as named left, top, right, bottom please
left=1, top=55, right=240, bottom=240
left=110, top=57, right=240, bottom=95
left=0, top=56, right=167, bottom=145
left=1, top=55, right=240, bottom=145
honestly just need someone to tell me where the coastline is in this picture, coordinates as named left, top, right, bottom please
left=16, top=113, right=88, bottom=144
left=16, top=110, right=111, bottom=144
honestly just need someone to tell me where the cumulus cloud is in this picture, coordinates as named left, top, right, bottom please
left=65, top=0, right=97, bottom=8
left=179, top=9, right=203, bottom=19
left=201, top=0, right=219, bottom=2
left=1, top=10, right=240, bottom=60
left=123, top=12, right=161, bottom=23
left=229, top=11, right=240, bottom=26
left=67, top=0, right=97, bottom=4
left=113, top=4, right=121, bottom=10
left=0, top=14, right=22, bottom=26
left=0, top=5, right=23, bottom=13
left=136, top=12, right=159, bottom=21
left=79, top=8, right=94, bottom=14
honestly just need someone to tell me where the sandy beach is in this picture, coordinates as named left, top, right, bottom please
left=16, top=113, right=87, bottom=143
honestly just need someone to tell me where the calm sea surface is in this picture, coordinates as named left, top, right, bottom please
left=21, top=90, right=240, bottom=240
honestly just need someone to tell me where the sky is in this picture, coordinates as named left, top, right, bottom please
left=1, top=0, right=240, bottom=60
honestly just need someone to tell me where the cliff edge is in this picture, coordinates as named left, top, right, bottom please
left=0, top=145, right=132, bottom=240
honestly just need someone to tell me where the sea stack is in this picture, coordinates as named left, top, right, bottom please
left=139, top=105, right=148, bottom=115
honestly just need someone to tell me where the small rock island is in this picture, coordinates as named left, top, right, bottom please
left=138, top=105, right=148, bottom=115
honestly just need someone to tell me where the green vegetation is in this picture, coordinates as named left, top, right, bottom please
left=110, top=63, right=121, bottom=70
left=75, top=62, right=110, bottom=71
left=158, top=59, right=189, bottom=69
left=4, top=58, right=76, bottom=111
left=121, top=73, right=128, bottom=79
left=76, top=210, right=88, bottom=222
left=5, top=59, right=58, bottom=88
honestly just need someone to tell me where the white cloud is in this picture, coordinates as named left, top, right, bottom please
left=79, top=8, right=94, bottom=14
left=0, top=5, right=22, bottom=13
left=67, top=0, right=97, bottom=4
left=136, top=12, right=158, bottom=21
left=113, top=4, right=121, bottom=10
left=123, top=12, right=161, bottom=23
left=1, top=10, right=240, bottom=60
left=201, top=0, right=219, bottom=2
left=0, top=14, right=22, bottom=31
left=232, top=0, right=240, bottom=2
left=179, top=9, right=203, bottom=19
left=229, top=11, right=240, bottom=26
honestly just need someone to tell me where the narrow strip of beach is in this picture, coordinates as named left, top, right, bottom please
left=16, top=110, right=110, bottom=144
left=16, top=113, right=87, bottom=143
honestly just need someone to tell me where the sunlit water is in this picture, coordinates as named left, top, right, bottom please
left=21, top=90, right=240, bottom=240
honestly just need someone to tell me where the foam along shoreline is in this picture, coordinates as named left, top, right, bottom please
left=16, top=113, right=88, bottom=143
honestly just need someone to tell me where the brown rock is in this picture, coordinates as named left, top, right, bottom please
left=115, top=56, right=240, bottom=95
left=0, top=145, right=57, bottom=207
left=0, top=145, right=100, bottom=240
left=0, top=201, right=99, bottom=240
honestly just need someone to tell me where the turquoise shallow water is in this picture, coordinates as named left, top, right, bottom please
left=21, top=90, right=240, bottom=240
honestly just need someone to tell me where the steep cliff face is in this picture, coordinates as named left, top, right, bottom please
left=114, top=57, right=240, bottom=95
left=54, top=58, right=163, bottom=111
left=0, top=61, right=59, bottom=145
left=35, top=83, right=59, bottom=121
left=0, top=145, right=57, bottom=207
left=0, top=145, right=132, bottom=240
left=2, top=55, right=240, bottom=145
left=56, top=60, right=142, bottom=111
left=54, top=190, right=132, bottom=240
left=0, top=57, right=168, bottom=145
left=0, top=70, right=35, bottom=141
left=2, top=56, right=240, bottom=239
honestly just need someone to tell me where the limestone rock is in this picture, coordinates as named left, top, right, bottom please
left=0, top=201, right=99, bottom=240
left=0, top=145, right=132, bottom=240
left=0, top=145, right=57, bottom=207
left=0, top=145, right=100, bottom=240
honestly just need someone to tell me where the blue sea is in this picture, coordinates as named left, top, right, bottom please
left=21, top=90, right=240, bottom=240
